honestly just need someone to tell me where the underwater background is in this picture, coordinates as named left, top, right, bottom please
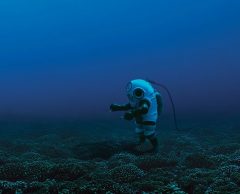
left=0, top=0, right=240, bottom=193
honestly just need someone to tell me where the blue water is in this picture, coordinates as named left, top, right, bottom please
left=0, top=0, right=240, bottom=119
left=0, top=1, right=240, bottom=193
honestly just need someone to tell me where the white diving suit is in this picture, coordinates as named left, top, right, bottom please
left=110, top=79, right=163, bottom=152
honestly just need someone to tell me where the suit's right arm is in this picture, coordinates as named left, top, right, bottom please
left=110, top=103, right=132, bottom=112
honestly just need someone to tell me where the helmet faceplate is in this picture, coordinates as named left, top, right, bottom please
left=126, top=79, right=154, bottom=103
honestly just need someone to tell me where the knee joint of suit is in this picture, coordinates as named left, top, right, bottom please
left=138, top=132, right=146, bottom=143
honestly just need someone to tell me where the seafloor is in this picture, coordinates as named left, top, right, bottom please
left=0, top=116, right=239, bottom=194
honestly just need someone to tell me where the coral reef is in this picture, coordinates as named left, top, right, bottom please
left=0, top=124, right=239, bottom=193
left=184, top=153, right=215, bottom=168
left=109, top=164, right=145, bottom=183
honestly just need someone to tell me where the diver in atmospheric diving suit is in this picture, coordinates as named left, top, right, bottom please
left=110, top=79, right=163, bottom=153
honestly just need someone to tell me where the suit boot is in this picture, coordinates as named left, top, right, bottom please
left=138, top=133, right=146, bottom=145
